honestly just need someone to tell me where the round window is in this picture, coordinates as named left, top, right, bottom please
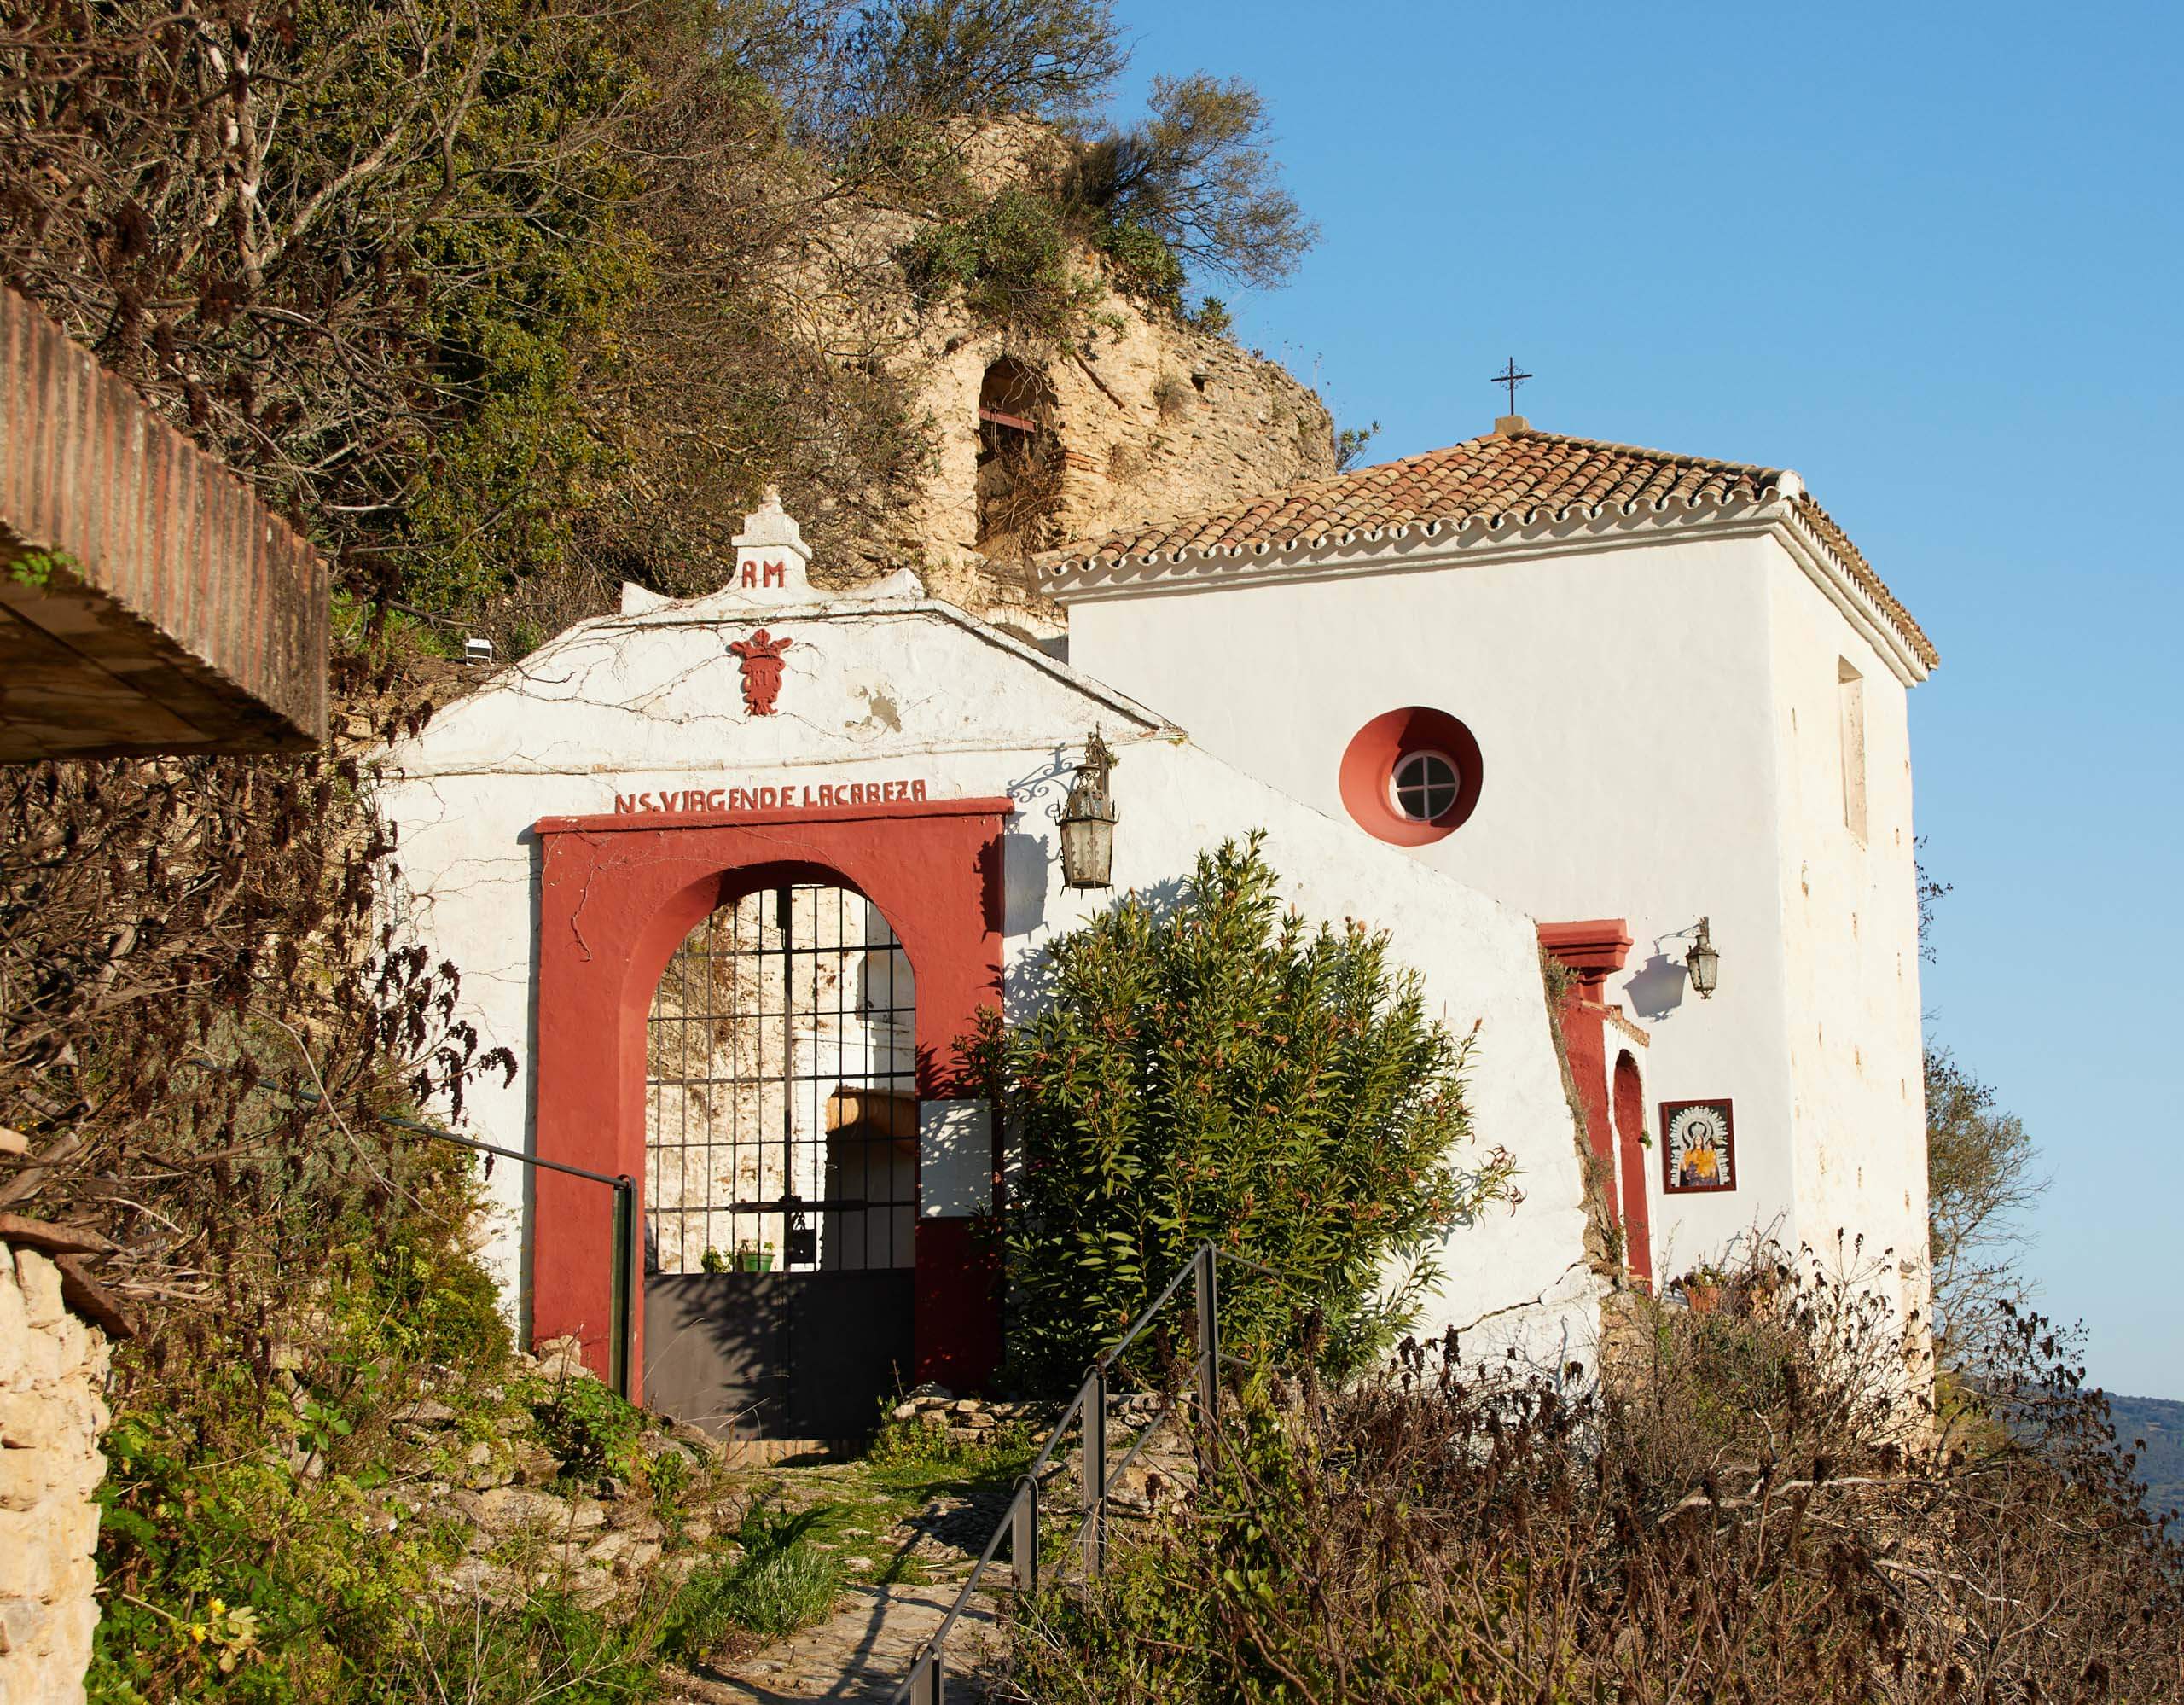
left=1390, top=750, right=1461, bottom=823
left=1338, top=708, right=1484, bottom=846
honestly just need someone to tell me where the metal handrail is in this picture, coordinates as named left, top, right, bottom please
left=182, top=1057, right=639, bottom=1399
left=380, top=1114, right=639, bottom=1402
left=899, top=1239, right=1262, bottom=1705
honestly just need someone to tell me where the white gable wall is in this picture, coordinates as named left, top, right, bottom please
left=1765, top=547, right=1929, bottom=1318
left=378, top=594, right=1605, bottom=1371
left=1063, top=524, right=1926, bottom=1286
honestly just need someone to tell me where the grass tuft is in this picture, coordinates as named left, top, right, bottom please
left=662, top=1500, right=844, bottom=1665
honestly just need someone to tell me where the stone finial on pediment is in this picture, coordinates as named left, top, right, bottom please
left=729, top=485, right=812, bottom=596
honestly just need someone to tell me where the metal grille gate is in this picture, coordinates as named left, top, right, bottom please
left=640, top=884, right=918, bottom=1440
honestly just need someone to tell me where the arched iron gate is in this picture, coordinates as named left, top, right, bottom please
left=640, top=883, right=918, bottom=1440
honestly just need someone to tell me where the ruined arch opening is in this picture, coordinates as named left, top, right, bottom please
left=975, top=357, right=1061, bottom=557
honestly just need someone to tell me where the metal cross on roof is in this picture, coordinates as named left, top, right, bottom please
left=1491, top=357, right=1533, bottom=415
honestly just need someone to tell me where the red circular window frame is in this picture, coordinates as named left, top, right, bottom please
left=1339, top=708, right=1484, bottom=846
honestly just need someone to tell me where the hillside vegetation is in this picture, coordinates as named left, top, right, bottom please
left=2113, top=1392, right=2184, bottom=1523
left=1006, top=1255, right=2184, bottom=1703
left=0, top=3, right=1316, bottom=1696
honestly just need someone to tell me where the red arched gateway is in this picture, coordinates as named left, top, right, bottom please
left=529, top=794, right=1012, bottom=1405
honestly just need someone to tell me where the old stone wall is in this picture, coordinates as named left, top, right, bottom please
left=775, top=119, right=1336, bottom=632
left=0, top=1238, right=111, bottom=1705
left=903, top=313, right=1336, bottom=631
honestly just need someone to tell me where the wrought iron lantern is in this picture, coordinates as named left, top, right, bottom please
left=1686, top=916, right=1721, bottom=1000
left=1057, top=729, right=1119, bottom=890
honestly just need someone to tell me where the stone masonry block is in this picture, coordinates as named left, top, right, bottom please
left=0, top=1265, right=24, bottom=1388
left=0, top=1447, right=59, bottom=1512
left=0, top=1388, right=83, bottom=1450
left=0, top=1593, right=43, bottom=1656
left=12, top=1328, right=60, bottom=1387
left=0, top=1507, right=54, bottom=1599
left=14, top=1254, right=63, bottom=1331
left=53, top=1313, right=90, bottom=1378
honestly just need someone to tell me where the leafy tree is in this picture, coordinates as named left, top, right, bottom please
left=0, top=0, right=668, bottom=609
left=976, top=835, right=1516, bottom=1390
left=835, top=0, right=1126, bottom=128
left=1916, top=854, right=2048, bottom=1366
left=1067, top=73, right=1317, bottom=289
left=1927, top=1046, right=2048, bottom=1365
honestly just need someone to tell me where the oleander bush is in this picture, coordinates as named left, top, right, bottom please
left=975, top=835, right=1519, bottom=1392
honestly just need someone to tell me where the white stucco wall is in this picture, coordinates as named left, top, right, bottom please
left=1765, top=550, right=1930, bottom=1316
left=1062, top=518, right=1928, bottom=1289
left=378, top=585, right=1604, bottom=1373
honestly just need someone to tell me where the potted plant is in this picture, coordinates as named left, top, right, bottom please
left=1678, top=1263, right=1729, bottom=1315
left=735, top=1238, right=776, bottom=1273
left=700, top=1245, right=729, bottom=1274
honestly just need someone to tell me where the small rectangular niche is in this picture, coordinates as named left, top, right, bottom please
left=1838, top=657, right=1868, bottom=844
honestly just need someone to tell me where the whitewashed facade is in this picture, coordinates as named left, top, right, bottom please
left=1051, top=422, right=1936, bottom=1320
left=380, top=498, right=1606, bottom=1422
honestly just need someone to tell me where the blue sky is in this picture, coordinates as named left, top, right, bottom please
left=1102, top=1, right=2183, bottom=1398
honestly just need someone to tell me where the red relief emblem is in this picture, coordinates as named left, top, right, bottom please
left=729, top=628, right=793, bottom=716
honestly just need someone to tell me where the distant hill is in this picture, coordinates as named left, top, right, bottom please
left=2108, top=1392, right=2184, bottom=1522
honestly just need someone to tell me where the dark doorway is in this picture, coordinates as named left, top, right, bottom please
left=975, top=358, right=1060, bottom=557
left=640, top=884, right=917, bottom=1440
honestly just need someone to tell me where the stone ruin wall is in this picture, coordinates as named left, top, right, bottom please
left=0, top=1238, right=111, bottom=1705
left=778, top=119, right=1337, bottom=634
left=903, top=314, right=1336, bottom=633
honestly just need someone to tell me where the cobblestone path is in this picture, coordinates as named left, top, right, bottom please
left=665, top=1579, right=1002, bottom=1703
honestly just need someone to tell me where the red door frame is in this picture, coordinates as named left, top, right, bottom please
left=1611, top=1050, right=1654, bottom=1290
left=1538, top=920, right=1647, bottom=1283
left=530, top=795, right=1014, bottom=1400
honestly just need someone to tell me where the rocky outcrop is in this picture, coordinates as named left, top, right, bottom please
left=777, top=119, right=1337, bottom=632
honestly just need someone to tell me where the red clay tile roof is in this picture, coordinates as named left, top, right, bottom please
left=1047, top=428, right=1936, bottom=670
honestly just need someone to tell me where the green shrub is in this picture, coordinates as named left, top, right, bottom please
left=975, top=835, right=1518, bottom=1390
left=373, top=1589, right=659, bottom=1704
left=524, top=1374, right=645, bottom=1487
left=87, top=1185, right=538, bottom=1702
left=363, top=1225, right=511, bottom=1369
left=1093, top=217, right=1185, bottom=307
left=643, top=1446, right=698, bottom=1539
left=1186, top=295, right=1234, bottom=337
left=900, top=189, right=1101, bottom=337
left=863, top=1411, right=1039, bottom=1479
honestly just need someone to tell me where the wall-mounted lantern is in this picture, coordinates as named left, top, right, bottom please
left=1058, top=729, right=1119, bottom=890
left=1686, top=917, right=1721, bottom=999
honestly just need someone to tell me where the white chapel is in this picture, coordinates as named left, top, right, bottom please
left=380, top=410, right=1934, bottom=1440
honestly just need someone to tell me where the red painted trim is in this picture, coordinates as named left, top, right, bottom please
left=1539, top=918, right=1633, bottom=1003
left=1611, top=1050, right=1653, bottom=1290
left=530, top=798, right=1013, bottom=1398
left=1536, top=919, right=1633, bottom=973
left=1338, top=707, right=1484, bottom=846
left=912, top=1217, right=1002, bottom=1388
left=1555, top=992, right=1618, bottom=1234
